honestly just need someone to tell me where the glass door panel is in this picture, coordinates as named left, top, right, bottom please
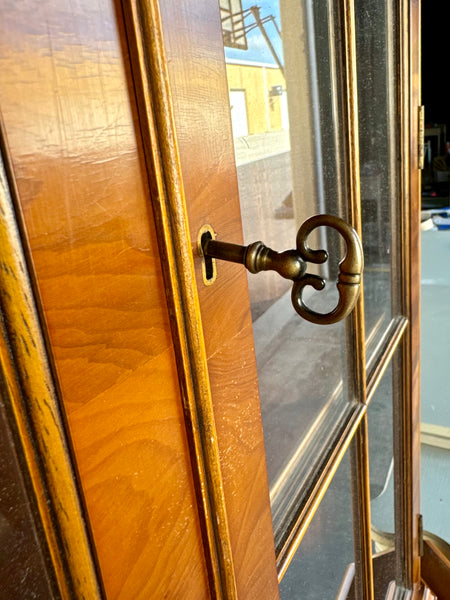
left=355, top=0, right=400, bottom=353
left=220, top=0, right=409, bottom=589
left=369, top=363, right=395, bottom=551
left=223, top=0, right=358, bottom=538
left=279, top=451, right=355, bottom=599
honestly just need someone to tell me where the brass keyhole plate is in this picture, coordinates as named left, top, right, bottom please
left=197, top=224, right=217, bottom=286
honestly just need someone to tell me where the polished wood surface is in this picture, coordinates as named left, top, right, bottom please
left=0, top=1, right=209, bottom=597
left=0, top=146, right=101, bottom=598
left=120, top=1, right=238, bottom=596
left=157, top=1, right=280, bottom=597
left=0, top=0, right=424, bottom=597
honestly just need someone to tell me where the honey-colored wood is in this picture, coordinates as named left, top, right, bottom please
left=155, top=1, right=280, bottom=597
left=0, top=140, right=102, bottom=599
left=119, top=1, right=237, bottom=596
left=0, top=0, right=426, bottom=597
left=0, top=1, right=210, bottom=597
left=409, top=2, right=422, bottom=588
left=339, top=2, right=373, bottom=598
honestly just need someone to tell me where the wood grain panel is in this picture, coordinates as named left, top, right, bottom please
left=0, top=1, right=209, bottom=597
left=119, top=1, right=239, bottom=596
left=157, top=1, right=280, bottom=598
left=0, top=141, right=101, bottom=599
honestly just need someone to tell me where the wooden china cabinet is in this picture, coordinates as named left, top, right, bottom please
left=0, top=0, right=447, bottom=598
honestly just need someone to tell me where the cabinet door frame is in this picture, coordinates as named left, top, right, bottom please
left=121, top=0, right=424, bottom=598
left=0, top=0, right=423, bottom=597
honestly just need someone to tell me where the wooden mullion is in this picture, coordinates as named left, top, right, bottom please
left=119, top=2, right=238, bottom=598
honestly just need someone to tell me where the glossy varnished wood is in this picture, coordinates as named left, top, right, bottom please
left=394, top=0, right=422, bottom=590
left=408, top=0, right=422, bottom=589
left=0, top=140, right=101, bottom=598
left=155, top=1, right=280, bottom=598
left=0, top=1, right=209, bottom=597
left=336, top=3, right=373, bottom=598
left=119, top=1, right=237, bottom=597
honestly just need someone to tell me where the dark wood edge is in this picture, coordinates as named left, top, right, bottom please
left=118, top=1, right=237, bottom=598
left=0, top=138, right=103, bottom=599
left=277, top=403, right=367, bottom=577
left=422, top=537, right=450, bottom=599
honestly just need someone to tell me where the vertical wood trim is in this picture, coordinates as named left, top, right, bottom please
left=0, top=139, right=102, bottom=599
left=395, top=0, right=411, bottom=581
left=341, top=1, right=373, bottom=598
left=350, top=419, right=375, bottom=600
left=395, top=0, right=422, bottom=591
left=119, top=2, right=237, bottom=598
left=341, top=0, right=366, bottom=401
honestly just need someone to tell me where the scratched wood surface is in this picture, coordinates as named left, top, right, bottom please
left=158, top=1, right=280, bottom=598
left=0, top=1, right=210, bottom=598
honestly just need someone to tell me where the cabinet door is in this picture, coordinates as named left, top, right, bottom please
left=0, top=0, right=423, bottom=598
left=130, top=0, right=423, bottom=597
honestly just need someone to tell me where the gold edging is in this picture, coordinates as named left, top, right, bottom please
left=350, top=417, right=375, bottom=600
left=0, top=143, right=102, bottom=598
left=394, top=0, right=422, bottom=589
left=340, top=0, right=374, bottom=597
left=119, top=2, right=237, bottom=598
left=277, top=402, right=367, bottom=578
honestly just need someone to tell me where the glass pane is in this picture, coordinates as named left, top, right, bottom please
left=279, top=359, right=402, bottom=599
left=223, top=0, right=358, bottom=539
left=279, top=451, right=354, bottom=599
left=420, top=229, right=450, bottom=544
left=355, top=0, right=399, bottom=353
left=421, top=229, right=450, bottom=430
left=369, top=363, right=395, bottom=552
left=0, top=391, right=58, bottom=598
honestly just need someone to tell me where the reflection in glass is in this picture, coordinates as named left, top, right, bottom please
left=355, top=0, right=399, bottom=347
left=222, top=0, right=357, bottom=540
left=279, top=451, right=354, bottom=599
